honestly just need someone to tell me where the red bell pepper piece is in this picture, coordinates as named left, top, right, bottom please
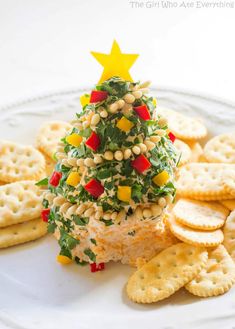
left=90, top=90, right=108, bottom=103
left=49, top=171, right=62, bottom=187
left=168, top=132, right=176, bottom=143
left=41, top=208, right=50, bottom=222
left=85, top=132, right=101, bottom=151
left=97, top=262, right=105, bottom=270
left=90, top=262, right=105, bottom=272
left=131, top=154, right=151, bottom=174
left=84, top=179, right=104, bottom=198
left=133, top=105, right=151, bottom=121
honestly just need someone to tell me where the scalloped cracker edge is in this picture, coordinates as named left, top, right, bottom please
left=185, top=245, right=235, bottom=297
left=0, top=218, right=47, bottom=248
left=223, top=210, right=235, bottom=262
left=204, top=133, right=235, bottom=164
left=158, top=107, right=207, bottom=141
left=167, top=214, right=224, bottom=247
left=176, top=163, right=235, bottom=200
left=173, top=199, right=229, bottom=231
left=126, top=243, right=208, bottom=303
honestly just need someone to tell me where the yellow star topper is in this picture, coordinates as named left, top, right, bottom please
left=91, top=40, right=139, bottom=84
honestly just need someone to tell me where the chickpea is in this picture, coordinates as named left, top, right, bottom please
left=84, top=208, right=94, bottom=217
left=134, top=206, right=143, bottom=220
left=117, top=99, right=125, bottom=109
left=123, top=93, right=135, bottom=104
left=155, top=129, right=166, bottom=137
left=100, top=110, right=108, bottom=118
left=124, top=149, right=132, bottom=159
left=122, top=103, right=132, bottom=111
left=95, top=211, right=102, bottom=220
left=104, top=151, right=114, bottom=161
left=84, top=158, right=95, bottom=167
left=114, top=150, right=123, bottom=161
left=109, top=102, right=119, bottom=113
left=91, top=113, right=100, bottom=126
left=66, top=205, right=78, bottom=218
left=67, top=158, right=77, bottom=166
left=94, top=155, right=103, bottom=164
left=44, top=192, right=55, bottom=204
left=158, top=197, right=167, bottom=208
left=76, top=204, right=86, bottom=215
left=143, top=208, right=152, bottom=218
left=53, top=196, right=66, bottom=206
left=77, top=158, right=84, bottom=166
left=103, top=212, right=111, bottom=220
left=151, top=204, right=162, bottom=217
left=132, top=90, right=142, bottom=99
left=144, top=140, right=155, bottom=151
left=60, top=202, right=72, bottom=213
left=111, top=212, right=118, bottom=220
left=132, top=145, right=141, bottom=155
left=116, top=210, right=126, bottom=223
left=139, top=143, right=147, bottom=153
left=150, top=135, right=161, bottom=143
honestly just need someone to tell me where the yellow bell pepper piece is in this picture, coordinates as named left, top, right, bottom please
left=57, top=254, right=73, bottom=265
left=80, top=94, right=90, bottom=107
left=153, top=97, right=157, bottom=107
left=117, top=186, right=131, bottom=202
left=66, top=133, right=83, bottom=147
left=66, top=172, right=81, bottom=187
left=116, top=116, right=134, bottom=133
left=152, top=170, right=169, bottom=186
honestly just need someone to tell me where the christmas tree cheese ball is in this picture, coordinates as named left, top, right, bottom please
left=41, top=77, right=178, bottom=270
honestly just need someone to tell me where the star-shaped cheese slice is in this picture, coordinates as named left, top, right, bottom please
left=91, top=40, right=139, bottom=83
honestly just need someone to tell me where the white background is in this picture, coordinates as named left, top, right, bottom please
left=0, top=0, right=234, bottom=106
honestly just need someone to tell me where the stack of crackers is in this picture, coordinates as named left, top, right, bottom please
left=0, top=121, right=70, bottom=249
left=127, top=108, right=235, bottom=303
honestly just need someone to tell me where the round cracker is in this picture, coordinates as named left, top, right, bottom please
left=223, top=210, right=235, bottom=262
left=36, top=121, right=72, bottom=158
left=158, top=107, right=207, bottom=141
left=0, top=181, right=43, bottom=227
left=204, top=133, right=235, bottom=163
left=176, top=163, right=235, bottom=200
left=185, top=245, right=235, bottom=297
left=174, top=140, right=192, bottom=166
left=167, top=215, right=224, bottom=247
left=173, top=199, right=229, bottom=231
left=126, top=243, right=208, bottom=303
left=0, top=140, right=45, bottom=183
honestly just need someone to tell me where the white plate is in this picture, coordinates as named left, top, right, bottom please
left=0, top=89, right=235, bottom=329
